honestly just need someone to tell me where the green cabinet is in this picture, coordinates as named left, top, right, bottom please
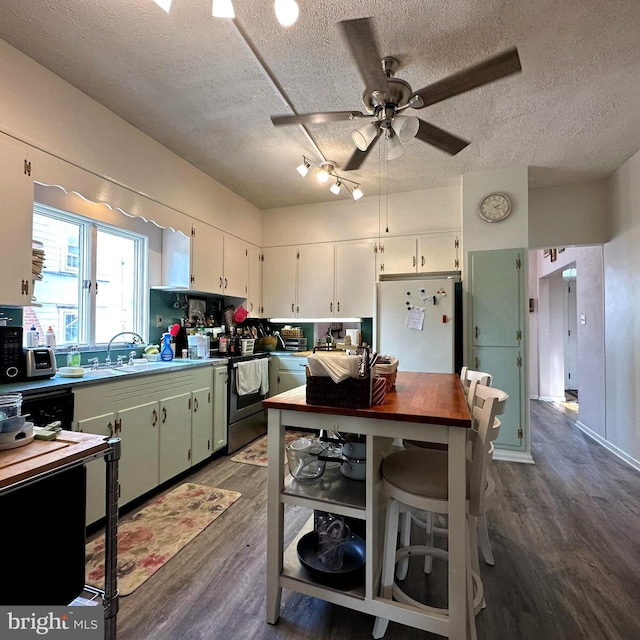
left=468, top=248, right=526, bottom=451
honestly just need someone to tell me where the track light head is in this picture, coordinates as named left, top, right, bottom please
left=296, top=159, right=310, bottom=177
left=330, top=180, right=342, bottom=195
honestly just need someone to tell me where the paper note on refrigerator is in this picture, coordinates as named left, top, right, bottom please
left=406, top=306, right=425, bottom=330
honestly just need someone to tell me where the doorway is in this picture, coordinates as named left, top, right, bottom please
left=562, top=267, right=579, bottom=415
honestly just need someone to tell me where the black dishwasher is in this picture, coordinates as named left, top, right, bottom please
left=21, top=386, right=75, bottom=430
left=0, top=386, right=86, bottom=605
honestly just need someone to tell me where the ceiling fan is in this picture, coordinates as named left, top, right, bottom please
left=271, top=17, right=522, bottom=170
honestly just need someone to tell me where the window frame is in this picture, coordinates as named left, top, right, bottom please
left=31, top=203, right=149, bottom=349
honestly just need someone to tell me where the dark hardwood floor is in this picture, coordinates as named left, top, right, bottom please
left=113, top=401, right=640, bottom=639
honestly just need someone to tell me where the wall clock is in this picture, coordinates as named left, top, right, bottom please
left=478, top=192, right=512, bottom=222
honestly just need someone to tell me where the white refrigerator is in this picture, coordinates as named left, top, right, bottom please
left=375, top=276, right=460, bottom=373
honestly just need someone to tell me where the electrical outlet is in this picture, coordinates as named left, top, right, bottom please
left=155, top=314, right=164, bottom=328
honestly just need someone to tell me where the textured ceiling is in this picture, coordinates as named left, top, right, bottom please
left=1, top=0, right=639, bottom=210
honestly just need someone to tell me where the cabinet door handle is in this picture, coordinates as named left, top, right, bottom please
left=337, top=301, right=340, bottom=313
left=412, top=256, right=416, bottom=268
left=194, top=397, right=199, bottom=412
left=250, top=302, right=254, bottom=312
left=330, top=302, right=333, bottom=313
left=475, top=356, right=480, bottom=368
left=162, top=406, right=167, bottom=423
left=224, top=278, right=228, bottom=289
left=475, top=326, right=479, bottom=339
left=152, top=409, right=158, bottom=427
left=291, top=303, right=295, bottom=313
left=421, top=255, right=425, bottom=267
left=219, top=277, right=223, bottom=289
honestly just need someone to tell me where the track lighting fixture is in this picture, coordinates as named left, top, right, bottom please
left=211, top=0, right=234, bottom=18
left=157, top=0, right=298, bottom=25
left=274, top=0, right=299, bottom=26
left=152, top=0, right=172, bottom=12
left=295, top=156, right=364, bottom=200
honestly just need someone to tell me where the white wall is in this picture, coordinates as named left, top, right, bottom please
left=261, top=185, right=461, bottom=247
left=605, top=149, right=640, bottom=464
left=0, top=39, right=262, bottom=245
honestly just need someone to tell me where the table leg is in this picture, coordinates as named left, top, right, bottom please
left=103, top=437, right=121, bottom=640
left=266, top=409, right=284, bottom=624
left=448, top=426, right=469, bottom=640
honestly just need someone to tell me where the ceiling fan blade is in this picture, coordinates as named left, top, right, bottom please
left=271, top=111, right=365, bottom=126
left=338, top=17, right=389, bottom=95
left=413, top=47, right=521, bottom=109
left=343, top=129, right=381, bottom=171
left=415, top=119, right=470, bottom=155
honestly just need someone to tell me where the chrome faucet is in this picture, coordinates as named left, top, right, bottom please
left=106, top=331, right=145, bottom=367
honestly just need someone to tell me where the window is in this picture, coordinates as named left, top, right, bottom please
left=26, top=204, right=148, bottom=348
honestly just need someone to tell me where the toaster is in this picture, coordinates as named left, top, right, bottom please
left=24, top=347, right=57, bottom=379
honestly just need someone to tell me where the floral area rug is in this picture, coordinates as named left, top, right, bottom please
left=85, top=483, right=241, bottom=596
left=230, top=430, right=314, bottom=467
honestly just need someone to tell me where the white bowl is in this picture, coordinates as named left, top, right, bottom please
left=58, top=366, right=86, bottom=378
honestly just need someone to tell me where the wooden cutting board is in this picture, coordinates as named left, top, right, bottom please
left=0, top=431, right=110, bottom=489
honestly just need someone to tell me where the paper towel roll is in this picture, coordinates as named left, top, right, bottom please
left=345, top=329, right=361, bottom=346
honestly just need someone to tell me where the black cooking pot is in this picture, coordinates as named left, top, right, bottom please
left=296, top=530, right=365, bottom=585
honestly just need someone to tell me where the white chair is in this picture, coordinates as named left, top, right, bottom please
left=401, top=368, right=498, bottom=567
left=372, top=382, right=508, bottom=639
left=460, top=366, right=493, bottom=409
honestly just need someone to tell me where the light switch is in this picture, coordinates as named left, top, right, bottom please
left=580, top=314, right=586, bottom=325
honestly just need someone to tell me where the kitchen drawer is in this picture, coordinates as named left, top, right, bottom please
left=276, top=355, right=308, bottom=371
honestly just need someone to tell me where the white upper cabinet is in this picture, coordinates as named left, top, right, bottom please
left=223, top=235, right=249, bottom=298
left=376, top=232, right=460, bottom=276
left=297, top=245, right=334, bottom=317
left=335, top=240, right=376, bottom=318
left=261, top=246, right=298, bottom=318
left=417, top=232, right=460, bottom=273
left=192, top=222, right=224, bottom=293
left=248, top=244, right=263, bottom=317
left=0, top=136, right=35, bottom=306
left=261, top=241, right=376, bottom=319
left=376, top=237, right=418, bottom=275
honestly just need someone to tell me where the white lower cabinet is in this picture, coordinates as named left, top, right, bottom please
left=74, top=366, right=216, bottom=526
left=159, top=392, right=192, bottom=483
left=273, top=356, right=308, bottom=394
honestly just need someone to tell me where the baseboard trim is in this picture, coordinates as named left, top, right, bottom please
left=575, top=420, right=640, bottom=473
left=493, top=449, right=535, bottom=464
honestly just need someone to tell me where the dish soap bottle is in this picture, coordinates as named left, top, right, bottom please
left=161, top=332, right=174, bottom=361
left=67, top=346, right=81, bottom=367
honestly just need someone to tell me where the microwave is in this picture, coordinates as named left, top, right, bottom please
left=0, top=326, right=24, bottom=382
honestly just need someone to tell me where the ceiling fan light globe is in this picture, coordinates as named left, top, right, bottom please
left=212, top=0, right=235, bottom=18
left=352, top=122, right=378, bottom=151
left=352, top=186, right=364, bottom=201
left=386, top=133, right=404, bottom=160
left=317, top=169, right=330, bottom=183
left=393, top=115, right=420, bottom=143
left=274, top=0, right=299, bottom=27
left=330, top=180, right=342, bottom=195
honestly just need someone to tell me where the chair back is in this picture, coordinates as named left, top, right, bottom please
left=460, top=367, right=493, bottom=410
left=467, top=381, right=508, bottom=516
